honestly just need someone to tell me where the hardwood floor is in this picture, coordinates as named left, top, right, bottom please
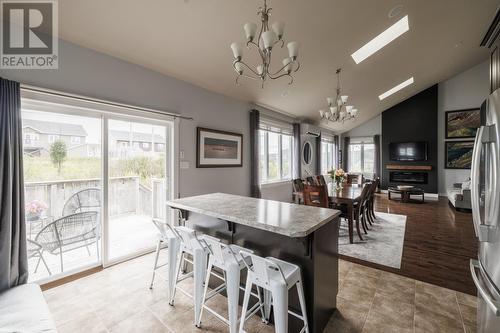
left=339, top=194, right=478, bottom=295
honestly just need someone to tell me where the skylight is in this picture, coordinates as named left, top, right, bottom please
left=379, top=77, right=414, bottom=100
left=351, top=15, right=409, bottom=64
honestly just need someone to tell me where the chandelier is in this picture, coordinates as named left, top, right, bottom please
left=230, top=0, right=300, bottom=87
left=319, top=68, right=358, bottom=123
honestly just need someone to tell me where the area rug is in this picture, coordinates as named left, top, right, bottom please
left=338, top=212, right=407, bottom=269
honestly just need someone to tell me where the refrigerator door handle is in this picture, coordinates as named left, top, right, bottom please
left=471, top=126, right=500, bottom=242
left=470, top=259, right=500, bottom=316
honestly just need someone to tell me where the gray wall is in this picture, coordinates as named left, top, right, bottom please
left=343, top=115, right=382, bottom=137
left=1, top=39, right=253, bottom=198
left=437, top=61, right=489, bottom=195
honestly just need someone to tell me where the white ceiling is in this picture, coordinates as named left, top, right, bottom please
left=58, top=0, right=498, bottom=132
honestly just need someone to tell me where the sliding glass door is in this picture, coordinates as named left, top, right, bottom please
left=107, top=118, right=171, bottom=262
left=21, top=96, right=175, bottom=282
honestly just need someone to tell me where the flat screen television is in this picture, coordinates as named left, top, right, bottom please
left=389, top=142, right=428, bottom=161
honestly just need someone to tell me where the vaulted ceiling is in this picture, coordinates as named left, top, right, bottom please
left=58, top=0, right=498, bottom=132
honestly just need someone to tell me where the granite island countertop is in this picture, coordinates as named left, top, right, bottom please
left=166, top=192, right=340, bottom=238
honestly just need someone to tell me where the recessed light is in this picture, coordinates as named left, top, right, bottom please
left=388, top=4, right=404, bottom=18
left=379, top=77, right=414, bottom=100
left=351, top=15, right=409, bottom=64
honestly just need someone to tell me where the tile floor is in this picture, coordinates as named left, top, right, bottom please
left=42, top=252, right=478, bottom=333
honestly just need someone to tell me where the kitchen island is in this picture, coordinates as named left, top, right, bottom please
left=166, top=192, right=341, bottom=333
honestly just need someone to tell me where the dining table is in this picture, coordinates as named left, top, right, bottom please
left=294, top=183, right=364, bottom=244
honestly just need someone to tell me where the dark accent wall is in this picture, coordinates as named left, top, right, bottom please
left=381, top=85, right=438, bottom=193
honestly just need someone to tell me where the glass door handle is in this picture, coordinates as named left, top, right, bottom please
left=470, top=259, right=500, bottom=316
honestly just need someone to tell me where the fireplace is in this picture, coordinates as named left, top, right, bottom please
left=389, top=171, right=428, bottom=184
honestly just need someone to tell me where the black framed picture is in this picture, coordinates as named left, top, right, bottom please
left=445, top=108, right=481, bottom=139
left=445, top=141, right=474, bottom=169
left=196, top=127, right=243, bottom=168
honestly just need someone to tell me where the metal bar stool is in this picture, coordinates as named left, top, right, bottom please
left=149, top=218, right=180, bottom=289
left=197, top=235, right=265, bottom=333
left=239, top=251, right=309, bottom=333
left=169, top=226, right=214, bottom=326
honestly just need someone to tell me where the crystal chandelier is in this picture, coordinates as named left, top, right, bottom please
left=230, top=0, right=300, bottom=88
left=319, top=68, right=358, bottom=123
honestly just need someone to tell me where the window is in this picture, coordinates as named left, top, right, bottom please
left=348, top=138, right=375, bottom=175
left=48, top=134, right=60, bottom=143
left=321, top=137, right=336, bottom=174
left=70, top=136, right=81, bottom=144
left=24, top=133, right=39, bottom=144
left=259, top=131, right=293, bottom=183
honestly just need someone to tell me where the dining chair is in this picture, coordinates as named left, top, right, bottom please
left=303, top=184, right=329, bottom=208
left=305, top=176, right=316, bottom=186
left=354, top=183, right=373, bottom=234
left=315, top=175, right=327, bottom=186
left=347, top=174, right=363, bottom=186
left=292, top=179, right=305, bottom=204
left=367, top=177, right=380, bottom=222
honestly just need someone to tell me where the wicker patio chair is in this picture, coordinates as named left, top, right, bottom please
left=62, top=188, right=101, bottom=216
left=34, top=211, right=99, bottom=273
left=27, top=239, right=51, bottom=275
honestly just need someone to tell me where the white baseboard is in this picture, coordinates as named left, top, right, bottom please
left=380, top=190, right=439, bottom=201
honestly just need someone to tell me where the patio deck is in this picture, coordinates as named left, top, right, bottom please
left=28, top=214, right=157, bottom=282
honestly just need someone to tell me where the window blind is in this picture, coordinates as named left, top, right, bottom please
left=258, top=115, right=294, bottom=136
left=350, top=136, right=374, bottom=144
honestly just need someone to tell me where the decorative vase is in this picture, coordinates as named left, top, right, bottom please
left=26, top=212, right=41, bottom=222
left=335, top=180, right=343, bottom=190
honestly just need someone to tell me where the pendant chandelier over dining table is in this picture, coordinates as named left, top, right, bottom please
left=230, top=0, right=300, bottom=88
left=319, top=68, right=358, bottom=123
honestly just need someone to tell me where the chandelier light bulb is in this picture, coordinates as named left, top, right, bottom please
left=244, top=22, right=258, bottom=41
left=261, top=31, right=277, bottom=49
left=272, top=21, right=285, bottom=40
left=282, top=58, right=292, bottom=74
left=234, top=62, right=244, bottom=75
left=287, top=41, right=299, bottom=59
left=230, top=42, right=243, bottom=60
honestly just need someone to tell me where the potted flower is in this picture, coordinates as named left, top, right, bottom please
left=25, top=200, right=48, bottom=222
left=328, top=168, right=347, bottom=190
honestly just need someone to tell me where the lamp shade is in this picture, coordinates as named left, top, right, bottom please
left=272, top=21, right=285, bottom=39
left=282, top=58, right=292, bottom=73
left=345, top=105, right=353, bottom=112
left=319, top=110, right=325, bottom=118
left=341, top=95, right=348, bottom=103
left=330, top=106, right=338, bottom=114
left=340, top=110, right=347, bottom=119
left=257, top=65, right=264, bottom=75
left=326, top=97, right=334, bottom=106
left=234, top=62, right=244, bottom=74
left=230, top=42, right=243, bottom=59
left=325, top=110, right=331, bottom=119
left=261, top=31, right=277, bottom=49
left=351, top=108, right=358, bottom=116
left=287, top=41, right=299, bottom=59
left=244, top=22, right=258, bottom=41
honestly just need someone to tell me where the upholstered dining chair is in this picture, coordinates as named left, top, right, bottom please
left=292, top=179, right=305, bottom=204
left=347, top=174, right=363, bottom=186
left=305, top=176, right=316, bottom=186
left=303, top=184, right=329, bottom=208
left=315, top=175, right=327, bottom=186
left=354, top=183, right=373, bottom=234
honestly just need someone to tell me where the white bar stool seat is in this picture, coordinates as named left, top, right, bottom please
left=149, top=218, right=178, bottom=289
left=197, top=235, right=264, bottom=333
left=239, top=252, right=309, bottom=333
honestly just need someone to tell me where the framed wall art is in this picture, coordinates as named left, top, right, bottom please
left=196, top=127, right=243, bottom=168
left=445, top=108, right=481, bottom=139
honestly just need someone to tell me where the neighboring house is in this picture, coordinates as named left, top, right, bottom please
left=22, top=119, right=90, bottom=157
left=109, top=130, right=166, bottom=156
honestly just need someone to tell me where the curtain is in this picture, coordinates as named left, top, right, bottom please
left=373, top=134, right=381, bottom=191
left=293, top=123, right=301, bottom=179
left=316, top=135, right=322, bottom=175
left=249, top=110, right=261, bottom=198
left=343, top=136, right=350, bottom=171
left=0, top=77, right=28, bottom=292
left=334, top=135, right=339, bottom=169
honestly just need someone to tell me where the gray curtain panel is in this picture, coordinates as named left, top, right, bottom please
left=249, top=110, right=261, bottom=198
left=293, top=123, right=301, bottom=179
left=334, top=135, right=339, bottom=168
left=316, top=135, right=322, bottom=175
left=343, top=136, right=350, bottom=171
left=373, top=134, right=381, bottom=177
left=0, top=77, right=28, bottom=292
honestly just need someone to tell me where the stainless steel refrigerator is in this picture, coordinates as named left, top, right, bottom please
left=471, top=88, right=500, bottom=333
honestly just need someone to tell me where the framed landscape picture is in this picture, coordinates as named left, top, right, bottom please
left=196, top=127, right=243, bottom=168
left=445, top=141, right=474, bottom=169
left=445, top=108, right=481, bottom=139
